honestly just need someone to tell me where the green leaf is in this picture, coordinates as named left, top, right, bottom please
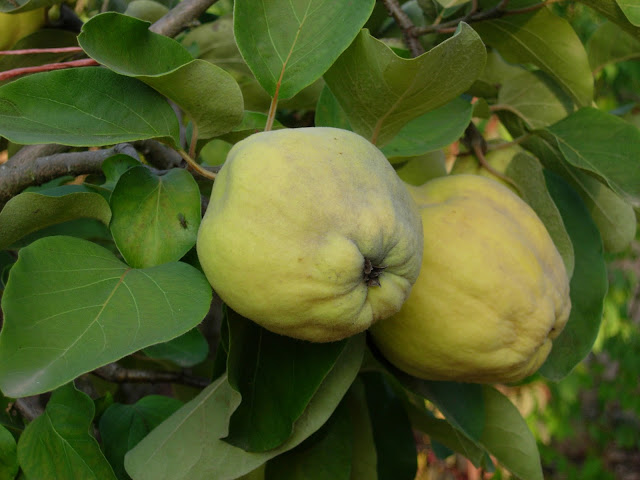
left=395, top=151, right=448, bottom=186
left=473, top=6, right=593, bottom=106
left=265, top=399, right=353, bottom=480
left=314, top=85, right=352, bottom=131
left=397, top=376, right=485, bottom=441
left=217, top=111, right=285, bottom=145
left=361, top=372, right=416, bottom=480
left=579, top=0, right=640, bottom=36
left=323, top=24, right=486, bottom=146
left=0, top=67, right=180, bottom=147
left=224, top=309, right=347, bottom=452
left=406, top=403, right=485, bottom=467
left=101, top=155, right=142, bottom=193
left=109, top=167, right=201, bottom=268
left=587, top=21, right=640, bottom=74
left=546, top=107, right=640, bottom=208
left=17, top=384, right=117, bottom=480
left=0, top=425, right=18, bottom=480
left=78, top=13, right=243, bottom=139
left=476, top=386, right=542, bottom=480
left=616, top=0, right=640, bottom=25
left=0, top=236, right=212, bottom=397
left=143, top=328, right=209, bottom=368
left=233, top=0, right=375, bottom=100
left=99, top=395, right=183, bottom=480
left=497, top=70, right=575, bottom=129
left=345, top=379, right=377, bottom=480
left=0, top=188, right=111, bottom=250
left=124, top=335, right=365, bottom=480
left=380, top=98, right=473, bottom=158
left=501, top=118, right=637, bottom=253
left=540, top=171, right=607, bottom=381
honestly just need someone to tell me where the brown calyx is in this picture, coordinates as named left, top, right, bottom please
left=363, top=258, right=386, bottom=287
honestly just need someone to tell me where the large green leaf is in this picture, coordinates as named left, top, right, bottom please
left=109, top=167, right=201, bottom=269
left=78, top=13, right=243, bottom=139
left=99, top=395, right=183, bottom=480
left=476, top=386, right=542, bottom=480
left=0, top=236, right=212, bottom=397
left=473, top=6, right=593, bottom=107
left=264, top=399, right=353, bottom=480
left=616, top=0, right=640, bottom=26
left=540, top=171, right=607, bottom=380
left=497, top=70, right=575, bottom=129
left=361, top=372, right=416, bottom=480
left=587, top=21, right=640, bottom=74
left=233, top=0, right=375, bottom=100
left=0, top=67, right=180, bottom=147
left=0, top=425, right=18, bottom=480
left=225, top=310, right=347, bottom=452
left=16, top=384, right=117, bottom=480
left=0, top=187, right=112, bottom=250
left=323, top=24, right=485, bottom=146
left=124, top=335, right=365, bottom=480
left=546, top=107, right=640, bottom=208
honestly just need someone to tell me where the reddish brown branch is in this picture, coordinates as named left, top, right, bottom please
left=0, top=46, right=84, bottom=56
left=0, top=58, right=98, bottom=82
left=381, top=0, right=425, bottom=56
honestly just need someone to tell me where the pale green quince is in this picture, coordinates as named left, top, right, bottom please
left=0, top=9, right=45, bottom=51
left=370, top=174, right=571, bottom=383
left=197, top=127, right=424, bottom=342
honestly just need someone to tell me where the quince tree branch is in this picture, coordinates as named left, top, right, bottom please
left=92, top=363, right=210, bottom=389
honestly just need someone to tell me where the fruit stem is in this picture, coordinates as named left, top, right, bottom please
left=177, top=149, right=216, bottom=180
left=265, top=91, right=279, bottom=132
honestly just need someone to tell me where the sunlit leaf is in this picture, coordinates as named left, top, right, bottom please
left=79, top=13, right=243, bottom=139
left=0, top=236, right=212, bottom=397
left=473, top=6, right=593, bottom=106
left=616, top=0, right=640, bottom=26
left=0, top=68, right=180, bottom=147
left=324, top=24, right=486, bottom=146
left=234, top=0, right=375, bottom=99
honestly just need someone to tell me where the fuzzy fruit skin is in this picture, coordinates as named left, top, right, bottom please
left=0, top=9, right=45, bottom=51
left=197, top=127, right=423, bottom=342
left=370, top=174, right=571, bottom=383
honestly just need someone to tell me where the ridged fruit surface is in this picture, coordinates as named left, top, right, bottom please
left=197, top=127, right=424, bottom=342
left=371, top=174, right=571, bottom=383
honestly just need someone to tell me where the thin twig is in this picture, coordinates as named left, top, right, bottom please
left=178, top=149, right=217, bottom=180
left=13, top=397, right=44, bottom=422
left=413, top=0, right=560, bottom=36
left=0, top=58, right=98, bottom=82
left=0, top=46, right=84, bottom=56
left=93, top=363, right=210, bottom=389
left=150, top=0, right=219, bottom=37
left=381, top=0, right=425, bottom=56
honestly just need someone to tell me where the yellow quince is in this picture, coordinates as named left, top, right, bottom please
left=197, top=127, right=424, bottom=342
left=370, top=174, right=571, bottom=383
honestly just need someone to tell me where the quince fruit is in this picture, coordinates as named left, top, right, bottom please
left=197, top=127, right=424, bottom=342
left=370, top=174, right=571, bottom=383
left=0, top=9, right=45, bottom=51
